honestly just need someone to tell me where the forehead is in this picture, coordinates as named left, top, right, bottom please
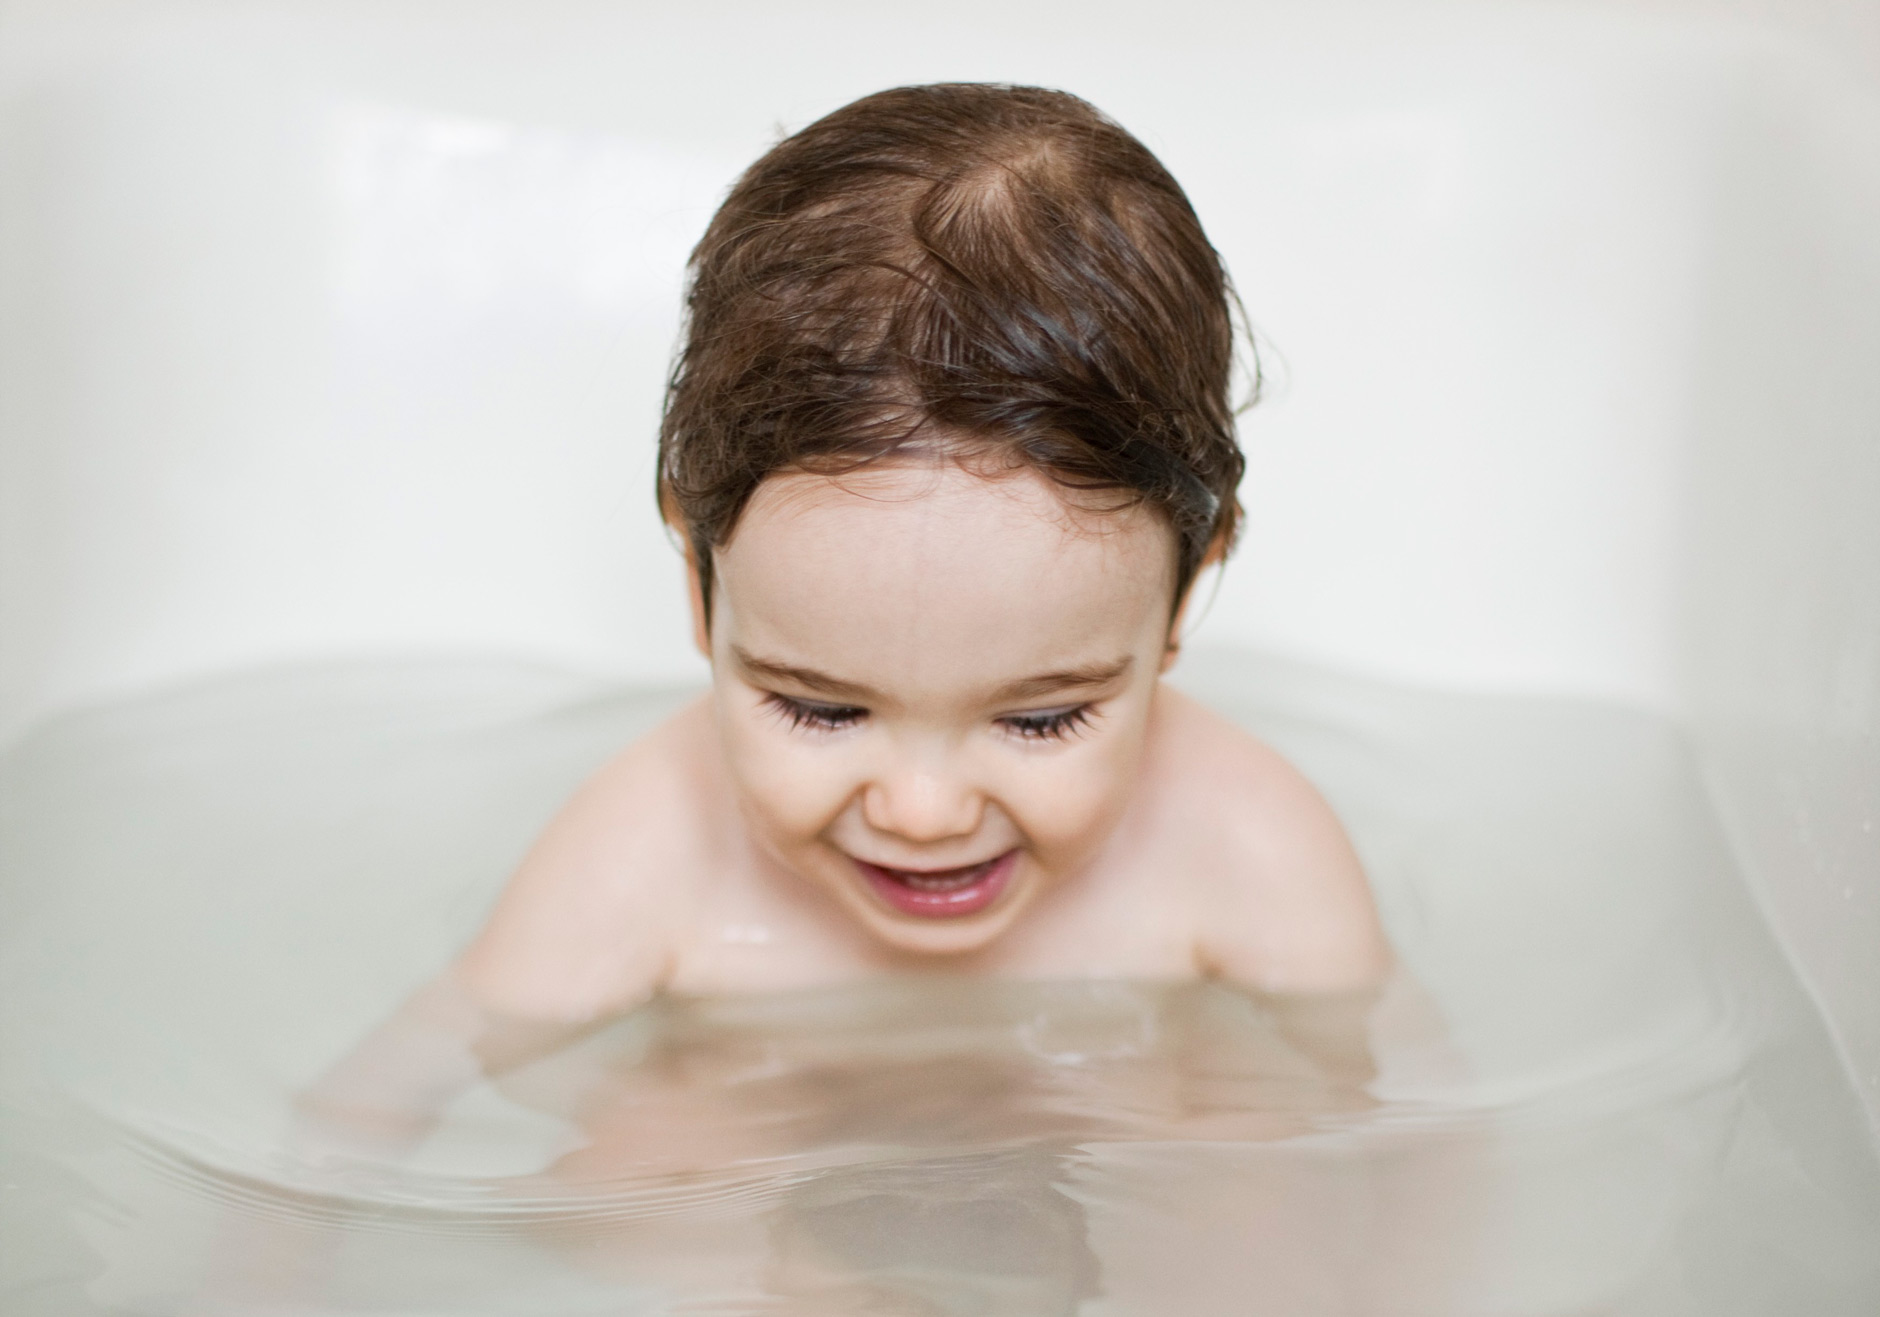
left=714, top=462, right=1175, bottom=692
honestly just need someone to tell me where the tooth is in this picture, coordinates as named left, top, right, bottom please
left=897, top=863, right=983, bottom=891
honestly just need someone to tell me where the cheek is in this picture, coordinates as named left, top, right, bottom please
left=718, top=704, right=855, bottom=841
left=997, top=742, right=1138, bottom=856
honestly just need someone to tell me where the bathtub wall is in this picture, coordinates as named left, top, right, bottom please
left=0, top=0, right=1773, bottom=738
left=1, top=1, right=1876, bottom=1130
left=1678, top=54, right=1880, bottom=1125
left=0, top=0, right=1776, bottom=723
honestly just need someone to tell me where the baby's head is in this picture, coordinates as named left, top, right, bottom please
left=660, top=84, right=1247, bottom=957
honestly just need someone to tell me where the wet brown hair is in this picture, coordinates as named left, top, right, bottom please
left=658, top=83, right=1251, bottom=621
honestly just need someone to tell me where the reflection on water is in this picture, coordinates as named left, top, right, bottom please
left=1, top=651, right=1876, bottom=1314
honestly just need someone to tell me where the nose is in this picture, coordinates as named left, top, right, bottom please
left=860, top=760, right=985, bottom=845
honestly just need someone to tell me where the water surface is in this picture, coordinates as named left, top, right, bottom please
left=1, top=651, right=1875, bottom=1313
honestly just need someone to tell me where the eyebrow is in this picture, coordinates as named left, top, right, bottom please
left=731, top=647, right=1133, bottom=706
left=991, top=656, right=1133, bottom=704
left=732, top=647, right=878, bottom=703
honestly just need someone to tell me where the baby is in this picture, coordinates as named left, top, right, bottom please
left=452, top=82, right=1390, bottom=1025
left=216, top=84, right=1405, bottom=1308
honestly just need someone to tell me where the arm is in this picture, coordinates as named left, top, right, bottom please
left=190, top=974, right=597, bottom=1313
left=1167, top=686, right=1391, bottom=1000
left=1155, top=693, right=1392, bottom=1082
left=296, top=706, right=711, bottom=1151
left=192, top=711, right=706, bottom=1310
left=1175, top=707, right=1467, bottom=1106
left=287, top=970, right=589, bottom=1162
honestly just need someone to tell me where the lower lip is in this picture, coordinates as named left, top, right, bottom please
left=854, top=851, right=1018, bottom=919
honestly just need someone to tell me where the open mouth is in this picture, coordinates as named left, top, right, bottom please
left=852, top=851, right=1018, bottom=919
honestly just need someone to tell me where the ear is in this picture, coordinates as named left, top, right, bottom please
left=660, top=487, right=713, bottom=661
left=1161, top=531, right=1230, bottom=673
left=682, top=543, right=712, bottom=660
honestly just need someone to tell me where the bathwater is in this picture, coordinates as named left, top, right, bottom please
left=1, top=650, right=1875, bottom=1314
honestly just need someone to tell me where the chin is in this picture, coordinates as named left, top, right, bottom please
left=853, top=902, right=1032, bottom=957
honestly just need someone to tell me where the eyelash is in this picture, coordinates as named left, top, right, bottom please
left=766, top=694, right=866, bottom=732
left=998, top=705, right=1096, bottom=741
left=763, top=696, right=1097, bottom=742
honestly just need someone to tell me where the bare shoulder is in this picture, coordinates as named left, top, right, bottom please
left=1150, top=684, right=1392, bottom=995
left=456, top=696, right=720, bottom=1022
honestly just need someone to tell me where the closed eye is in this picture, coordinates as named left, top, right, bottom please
left=766, top=692, right=867, bottom=733
left=997, top=704, right=1095, bottom=741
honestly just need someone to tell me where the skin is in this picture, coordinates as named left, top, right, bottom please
left=454, top=456, right=1392, bottom=1022
left=228, top=457, right=1411, bottom=1309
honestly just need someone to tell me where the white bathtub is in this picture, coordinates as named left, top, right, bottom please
left=1, top=0, right=1875, bottom=1141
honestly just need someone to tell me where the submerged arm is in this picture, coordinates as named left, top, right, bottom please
left=194, top=722, right=699, bottom=1311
